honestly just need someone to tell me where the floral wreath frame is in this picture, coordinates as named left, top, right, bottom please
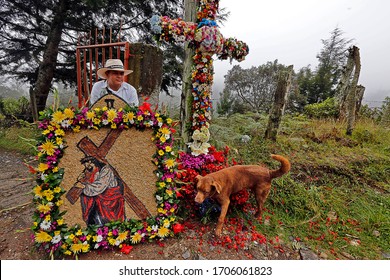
left=32, top=104, right=179, bottom=259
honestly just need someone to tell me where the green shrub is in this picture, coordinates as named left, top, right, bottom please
left=304, top=97, right=338, bottom=119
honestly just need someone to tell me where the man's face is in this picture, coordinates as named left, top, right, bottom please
left=106, top=70, right=124, bottom=90
left=84, top=160, right=95, bottom=171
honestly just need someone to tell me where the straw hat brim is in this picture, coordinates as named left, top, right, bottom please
left=97, top=68, right=133, bottom=79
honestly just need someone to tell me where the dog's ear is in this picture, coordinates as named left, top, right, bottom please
left=213, top=181, right=223, bottom=194
left=195, top=175, right=203, bottom=183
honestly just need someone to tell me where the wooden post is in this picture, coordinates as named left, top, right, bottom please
left=336, top=47, right=356, bottom=120
left=265, top=65, right=293, bottom=141
left=180, top=0, right=198, bottom=147
left=345, top=46, right=361, bottom=135
left=355, top=85, right=365, bottom=118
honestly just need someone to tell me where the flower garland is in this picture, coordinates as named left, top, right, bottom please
left=150, top=0, right=249, bottom=156
left=32, top=103, right=181, bottom=259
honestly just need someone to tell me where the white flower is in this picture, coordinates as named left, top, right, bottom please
left=152, top=225, right=159, bottom=231
left=156, top=195, right=162, bottom=201
left=61, top=120, right=71, bottom=128
left=102, top=119, right=109, bottom=125
left=97, top=235, right=103, bottom=242
left=51, top=234, right=61, bottom=244
left=40, top=220, right=51, bottom=230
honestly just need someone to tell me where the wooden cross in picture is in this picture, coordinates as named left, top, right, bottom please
left=151, top=0, right=249, bottom=155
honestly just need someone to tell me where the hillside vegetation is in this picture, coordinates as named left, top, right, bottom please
left=209, top=113, right=389, bottom=259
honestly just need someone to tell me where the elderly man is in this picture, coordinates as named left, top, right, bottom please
left=90, top=59, right=139, bottom=106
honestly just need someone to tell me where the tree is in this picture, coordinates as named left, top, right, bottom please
left=0, top=0, right=182, bottom=119
left=223, top=61, right=291, bottom=114
left=216, top=89, right=235, bottom=116
left=308, top=27, right=354, bottom=103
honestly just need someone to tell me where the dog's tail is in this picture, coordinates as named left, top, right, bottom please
left=269, top=154, right=291, bottom=179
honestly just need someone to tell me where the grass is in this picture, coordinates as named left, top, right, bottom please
left=210, top=114, right=390, bottom=259
left=0, top=114, right=389, bottom=259
left=0, top=121, right=39, bottom=154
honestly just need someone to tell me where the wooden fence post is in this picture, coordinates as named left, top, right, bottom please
left=265, top=65, right=293, bottom=141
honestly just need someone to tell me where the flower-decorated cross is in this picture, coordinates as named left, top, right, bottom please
left=151, top=0, right=249, bottom=156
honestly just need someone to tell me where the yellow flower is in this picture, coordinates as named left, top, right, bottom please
left=68, top=234, right=75, bottom=240
left=43, top=189, right=54, bottom=201
left=64, top=108, right=75, bottom=119
left=137, top=115, right=143, bottom=121
left=165, top=146, right=172, bottom=152
left=160, top=136, right=166, bottom=143
left=167, top=118, right=172, bottom=124
left=54, top=186, right=62, bottom=193
left=33, top=185, right=43, bottom=198
left=37, top=204, right=51, bottom=213
left=52, top=111, right=66, bottom=123
left=76, top=229, right=83, bottom=236
left=73, top=126, right=81, bottom=133
left=55, top=129, right=65, bottom=137
left=55, top=137, right=63, bottom=145
left=82, top=243, right=90, bottom=252
left=42, top=129, right=50, bottom=135
left=93, top=118, right=101, bottom=125
left=160, top=127, right=170, bottom=135
left=166, top=189, right=173, bottom=196
left=38, top=162, right=49, bottom=172
left=111, top=123, right=117, bottom=129
left=131, top=232, right=142, bottom=244
left=35, top=231, right=52, bottom=243
left=106, top=109, right=117, bottom=122
left=158, top=149, right=164, bottom=156
left=57, top=219, right=64, bottom=226
left=117, top=231, right=128, bottom=242
left=55, top=200, right=63, bottom=207
left=45, top=214, right=51, bottom=221
left=163, top=219, right=170, bottom=228
left=158, top=208, right=167, bottom=215
left=86, top=111, right=95, bottom=120
left=64, top=250, right=72, bottom=256
left=125, top=112, right=135, bottom=121
left=70, top=243, right=83, bottom=254
left=108, top=237, right=116, bottom=245
left=165, top=159, right=175, bottom=169
left=157, top=227, right=170, bottom=238
left=159, top=182, right=166, bottom=188
left=40, top=140, right=56, bottom=156
left=166, top=178, right=172, bottom=183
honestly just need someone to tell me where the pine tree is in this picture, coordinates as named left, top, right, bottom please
left=309, top=27, right=354, bottom=103
left=0, top=0, right=181, bottom=118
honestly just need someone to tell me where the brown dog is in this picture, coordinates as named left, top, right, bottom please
left=195, top=154, right=290, bottom=236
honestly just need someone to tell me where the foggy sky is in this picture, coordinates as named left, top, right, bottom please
left=212, top=0, right=390, bottom=106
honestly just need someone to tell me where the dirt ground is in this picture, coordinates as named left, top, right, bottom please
left=0, top=148, right=303, bottom=260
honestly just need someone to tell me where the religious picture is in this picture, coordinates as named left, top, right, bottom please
left=66, top=155, right=125, bottom=226
left=65, top=130, right=151, bottom=226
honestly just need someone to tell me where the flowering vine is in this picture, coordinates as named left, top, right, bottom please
left=32, top=103, right=182, bottom=259
left=150, top=0, right=249, bottom=156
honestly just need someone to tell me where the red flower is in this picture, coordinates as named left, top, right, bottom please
left=120, top=244, right=133, bottom=254
left=173, top=223, right=185, bottom=234
left=139, top=98, right=152, bottom=112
